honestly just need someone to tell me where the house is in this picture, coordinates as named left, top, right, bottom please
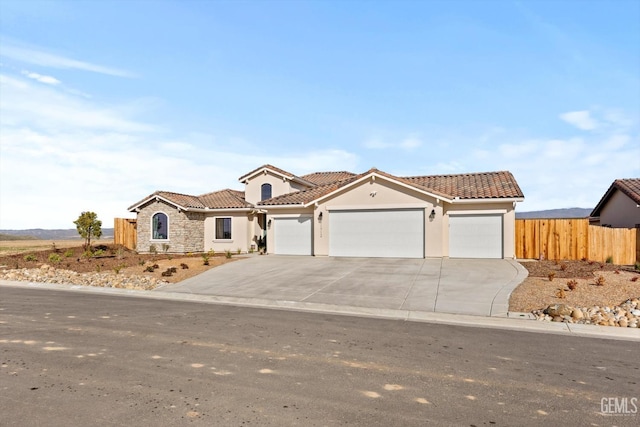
left=590, top=179, right=640, bottom=228
left=128, top=165, right=525, bottom=259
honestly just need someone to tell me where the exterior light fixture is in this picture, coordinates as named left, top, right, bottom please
left=318, top=212, right=323, bottom=221
left=429, top=209, right=436, bottom=220
left=267, top=219, right=272, bottom=228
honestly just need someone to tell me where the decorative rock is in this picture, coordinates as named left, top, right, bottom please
left=531, top=298, right=640, bottom=328
left=545, top=304, right=572, bottom=317
left=571, top=309, right=584, bottom=320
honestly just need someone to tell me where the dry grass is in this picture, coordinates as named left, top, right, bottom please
left=510, top=267, right=640, bottom=313
left=0, top=239, right=113, bottom=256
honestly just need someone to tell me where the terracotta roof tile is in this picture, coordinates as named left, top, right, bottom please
left=591, top=178, right=640, bottom=216
left=198, top=189, right=252, bottom=209
left=258, top=176, right=360, bottom=206
left=300, top=171, right=357, bottom=186
left=403, top=171, right=524, bottom=199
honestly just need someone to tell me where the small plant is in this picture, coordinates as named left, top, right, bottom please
left=161, top=269, right=173, bottom=277
left=560, top=263, right=567, bottom=271
left=614, top=270, right=620, bottom=274
left=82, top=249, right=94, bottom=259
left=225, top=250, right=232, bottom=259
left=138, top=259, right=146, bottom=266
left=162, top=243, right=170, bottom=253
left=93, top=249, right=104, bottom=257
left=152, top=263, right=159, bottom=269
left=605, top=256, right=613, bottom=264
left=180, top=263, right=189, bottom=269
left=64, top=249, right=74, bottom=258
left=149, top=244, right=158, bottom=255
left=116, top=247, right=125, bottom=260
left=581, top=257, right=588, bottom=262
left=556, top=288, right=566, bottom=299
left=24, top=254, right=37, bottom=262
left=634, top=261, right=640, bottom=271
left=113, top=264, right=126, bottom=274
left=548, top=271, right=556, bottom=282
left=144, top=266, right=155, bottom=273
left=95, top=265, right=102, bottom=272
left=595, top=275, right=606, bottom=286
left=48, top=253, right=61, bottom=264
left=202, top=252, right=210, bottom=266
left=631, top=276, right=638, bottom=282
left=169, top=267, right=177, bottom=273
left=588, top=260, right=595, bottom=265
left=236, top=248, right=241, bottom=255
left=567, top=279, right=578, bottom=291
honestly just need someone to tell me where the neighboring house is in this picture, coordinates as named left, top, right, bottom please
left=128, top=164, right=525, bottom=259
left=590, top=179, right=640, bottom=228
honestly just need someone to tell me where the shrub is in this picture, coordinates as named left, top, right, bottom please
left=161, top=269, right=172, bottom=277
left=595, top=275, right=606, bottom=286
left=144, top=266, right=155, bottom=273
left=225, top=250, right=232, bottom=259
left=149, top=244, right=157, bottom=255
left=113, top=264, right=126, bottom=274
left=605, top=256, right=613, bottom=264
left=48, top=253, right=61, bottom=264
left=138, top=259, right=146, bottom=266
left=556, top=289, right=566, bottom=299
left=152, top=264, right=159, bottom=269
left=560, top=263, right=567, bottom=271
left=24, top=254, right=37, bottom=262
left=567, top=280, right=578, bottom=291
left=63, top=249, right=74, bottom=258
left=548, top=271, right=556, bottom=282
left=180, top=263, right=189, bottom=269
left=93, top=249, right=104, bottom=257
left=236, top=248, right=241, bottom=255
left=162, top=243, right=170, bottom=253
left=631, top=276, right=638, bottom=282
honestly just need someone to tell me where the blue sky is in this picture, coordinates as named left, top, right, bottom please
left=1, top=0, right=639, bottom=229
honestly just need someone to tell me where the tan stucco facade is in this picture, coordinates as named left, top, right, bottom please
left=598, top=190, right=640, bottom=228
left=243, top=170, right=309, bottom=205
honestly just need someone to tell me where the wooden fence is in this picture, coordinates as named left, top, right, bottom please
left=114, top=218, right=137, bottom=250
left=515, top=218, right=638, bottom=265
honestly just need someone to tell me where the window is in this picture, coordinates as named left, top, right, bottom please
left=152, top=212, right=168, bottom=239
left=261, top=183, right=272, bottom=201
left=215, top=217, right=232, bottom=239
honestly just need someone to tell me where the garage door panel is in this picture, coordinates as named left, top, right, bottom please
left=449, top=215, right=502, bottom=258
left=329, top=209, right=424, bottom=258
left=274, top=217, right=312, bottom=255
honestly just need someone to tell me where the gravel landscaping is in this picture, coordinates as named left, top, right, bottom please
left=510, top=259, right=640, bottom=327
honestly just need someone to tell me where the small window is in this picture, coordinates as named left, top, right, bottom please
left=215, top=217, right=232, bottom=239
left=152, top=212, right=168, bottom=239
left=261, top=183, right=272, bottom=201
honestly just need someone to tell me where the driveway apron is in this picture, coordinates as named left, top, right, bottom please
left=159, top=256, right=526, bottom=317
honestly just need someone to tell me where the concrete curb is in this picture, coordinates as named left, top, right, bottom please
left=490, top=259, right=529, bottom=317
left=2, top=280, right=638, bottom=342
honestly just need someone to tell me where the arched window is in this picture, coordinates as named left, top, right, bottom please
left=152, top=212, right=168, bottom=239
left=261, top=183, right=272, bottom=201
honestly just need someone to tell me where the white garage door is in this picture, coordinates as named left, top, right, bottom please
left=329, top=209, right=424, bottom=258
left=449, top=214, right=503, bottom=258
left=273, top=217, right=312, bottom=255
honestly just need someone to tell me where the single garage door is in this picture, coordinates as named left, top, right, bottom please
left=273, top=217, right=312, bottom=255
left=329, top=209, right=424, bottom=258
left=449, top=214, right=503, bottom=258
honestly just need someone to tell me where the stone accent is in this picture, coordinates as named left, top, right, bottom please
left=534, top=298, right=640, bottom=328
left=135, top=199, right=205, bottom=253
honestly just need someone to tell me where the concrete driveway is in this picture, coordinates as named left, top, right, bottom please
left=159, top=256, right=528, bottom=317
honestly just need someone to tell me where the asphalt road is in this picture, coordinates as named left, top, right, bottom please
left=1, top=287, right=638, bottom=426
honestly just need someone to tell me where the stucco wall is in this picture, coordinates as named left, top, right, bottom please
left=136, top=200, right=204, bottom=253
left=313, top=178, right=437, bottom=256
left=600, top=190, right=640, bottom=228
left=204, top=212, right=253, bottom=253
left=244, top=170, right=305, bottom=204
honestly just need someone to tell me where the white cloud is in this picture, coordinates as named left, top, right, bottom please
left=21, top=70, right=60, bottom=85
left=0, top=73, right=358, bottom=229
left=0, top=42, right=133, bottom=78
left=559, top=110, right=599, bottom=130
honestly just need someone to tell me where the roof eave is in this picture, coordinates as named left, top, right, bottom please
left=451, top=197, right=525, bottom=204
left=303, top=171, right=454, bottom=207
left=128, top=195, right=190, bottom=212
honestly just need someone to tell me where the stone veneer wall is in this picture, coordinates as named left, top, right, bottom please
left=136, top=200, right=205, bottom=253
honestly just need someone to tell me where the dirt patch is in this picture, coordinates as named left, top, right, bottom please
left=510, top=260, right=640, bottom=313
left=0, top=243, right=241, bottom=283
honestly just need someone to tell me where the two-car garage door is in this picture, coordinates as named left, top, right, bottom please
left=329, top=209, right=424, bottom=258
left=449, top=214, right=503, bottom=259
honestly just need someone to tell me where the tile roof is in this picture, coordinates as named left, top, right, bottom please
left=259, top=169, right=523, bottom=205
left=129, top=189, right=250, bottom=211
left=591, top=178, right=640, bottom=216
left=301, top=171, right=357, bottom=186
left=238, top=164, right=299, bottom=182
left=402, top=171, right=524, bottom=199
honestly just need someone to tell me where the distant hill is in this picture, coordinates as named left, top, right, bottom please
left=0, top=228, right=114, bottom=241
left=516, top=208, right=592, bottom=219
